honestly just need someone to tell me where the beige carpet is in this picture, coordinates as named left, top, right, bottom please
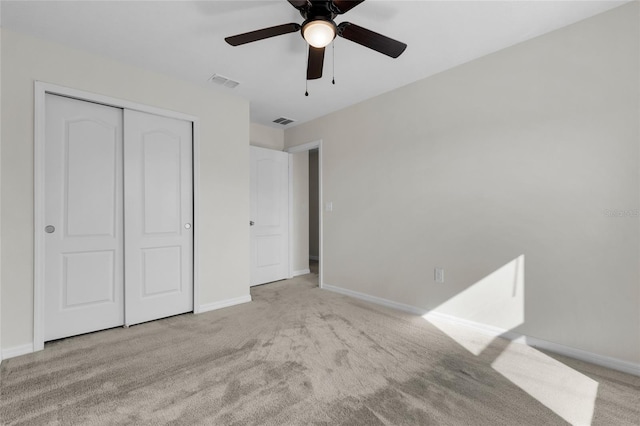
left=1, top=271, right=638, bottom=425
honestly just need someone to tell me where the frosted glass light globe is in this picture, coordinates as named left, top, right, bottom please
left=303, top=20, right=336, bottom=48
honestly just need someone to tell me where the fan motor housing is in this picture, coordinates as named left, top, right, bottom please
left=299, top=1, right=337, bottom=21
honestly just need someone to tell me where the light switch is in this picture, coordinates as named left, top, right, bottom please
left=325, top=202, right=333, bottom=212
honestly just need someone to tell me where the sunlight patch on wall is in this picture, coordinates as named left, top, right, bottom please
left=423, top=255, right=525, bottom=355
left=492, top=341, right=599, bottom=425
left=420, top=254, right=598, bottom=425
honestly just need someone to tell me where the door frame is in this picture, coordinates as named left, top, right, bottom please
left=33, top=81, right=201, bottom=352
left=285, top=140, right=324, bottom=288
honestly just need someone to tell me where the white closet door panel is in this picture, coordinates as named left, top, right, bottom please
left=124, top=110, right=193, bottom=325
left=44, top=94, right=124, bottom=341
left=250, top=146, right=289, bottom=286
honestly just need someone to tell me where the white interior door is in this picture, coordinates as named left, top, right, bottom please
left=44, top=94, right=124, bottom=341
left=124, top=110, right=193, bottom=325
left=250, top=146, right=289, bottom=286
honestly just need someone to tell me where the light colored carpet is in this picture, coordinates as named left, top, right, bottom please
left=1, top=271, right=638, bottom=425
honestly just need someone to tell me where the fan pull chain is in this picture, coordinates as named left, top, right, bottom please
left=332, top=41, right=335, bottom=85
left=305, top=46, right=309, bottom=96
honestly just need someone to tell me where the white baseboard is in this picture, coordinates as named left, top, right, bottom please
left=423, top=310, right=511, bottom=338
left=513, top=334, right=640, bottom=377
left=323, top=283, right=640, bottom=377
left=292, top=269, right=311, bottom=277
left=5, top=297, right=249, bottom=360
left=323, top=284, right=426, bottom=316
left=309, top=256, right=319, bottom=261
left=197, top=295, right=252, bottom=314
left=2, top=343, right=35, bottom=361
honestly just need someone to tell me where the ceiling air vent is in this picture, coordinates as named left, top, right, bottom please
left=273, top=117, right=295, bottom=126
left=209, top=74, right=240, bottom=89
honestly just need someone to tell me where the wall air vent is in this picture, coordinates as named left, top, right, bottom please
left=209, top=74, right=240, bottom=89
left=273, top=117, right=295, bottom=126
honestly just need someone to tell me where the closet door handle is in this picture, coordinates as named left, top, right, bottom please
left=45, top=225, right=56, bottom=234
left=184, top=223, right=191, bottom=229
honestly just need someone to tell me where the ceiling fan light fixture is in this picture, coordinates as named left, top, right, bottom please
left=302, top=20, right=336, bottom=48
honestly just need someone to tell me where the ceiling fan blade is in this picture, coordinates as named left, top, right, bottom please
left=332, top=0, right=365, bottom=14
left=337, top=22, right=407, bottom=58
left=225, top=23, right=301, bottom=46
left=287, top=0, right=308, bottom=9
left=307, top=46, right=325, bottom=80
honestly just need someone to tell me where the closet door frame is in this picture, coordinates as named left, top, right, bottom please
left=33, top=81, right=201, bottom=352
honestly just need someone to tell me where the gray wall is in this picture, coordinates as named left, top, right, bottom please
left=1, top=29, right=250, bottom=352
left=285, top=4, right=639, bottom=363
left=250, top=123, right=284, bottom=151
left=0, top=21, right=3, bottom=361
left=292, top=152, right=309, bottom=273
left=309, top=150, right=319, bottom=259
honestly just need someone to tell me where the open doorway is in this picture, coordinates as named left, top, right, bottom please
left=286, top=140, right=323, bottom=287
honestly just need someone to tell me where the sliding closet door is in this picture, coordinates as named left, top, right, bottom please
left=123, top=110, right=194, bottom=325
left=44, top=94, right=124, bottom=341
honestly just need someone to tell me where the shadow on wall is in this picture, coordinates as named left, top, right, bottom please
left=422, top=255, right=599, bottom=425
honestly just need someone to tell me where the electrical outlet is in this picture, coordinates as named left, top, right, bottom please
left=434, top=268, right=445, bottom=283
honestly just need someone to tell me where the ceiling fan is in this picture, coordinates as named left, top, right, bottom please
left=224, top=0, right=407, bottom=81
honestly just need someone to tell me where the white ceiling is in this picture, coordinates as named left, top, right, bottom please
left=0, top=0, right=627, bottom=128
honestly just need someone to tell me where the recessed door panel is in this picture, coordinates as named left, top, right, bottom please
left=63, top=251, right=115, bottom=308
left=66, top=119, right=117, bottom=237
left=44, top=94, right=124, bottom=341
left=142, top=246, right=182, bottom=297
left=143, top=132, right=181, bottom=235
left=257, top=159, right=280, bottom=227
left=256, top=236, right=281, bottom=267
